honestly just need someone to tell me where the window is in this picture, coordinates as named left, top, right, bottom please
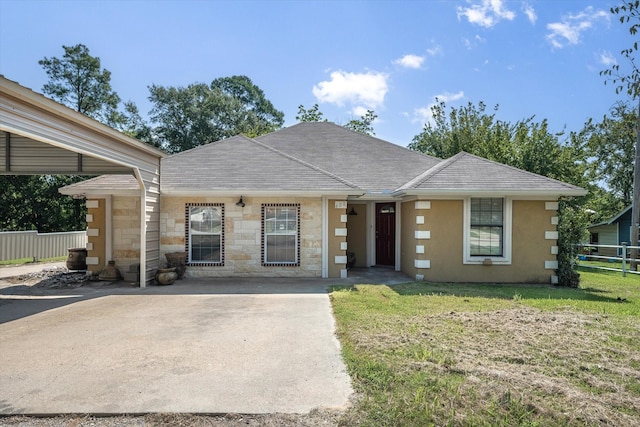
left=464, top=197, right=511, bottom=264
left=262, top=204, right=300, bottom=266
left=470, top=198, right=503, bottom=256
left=186, top=203, right=224, bottom=265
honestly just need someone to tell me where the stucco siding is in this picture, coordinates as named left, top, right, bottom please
left=417, top=199, right=555, bottom=283
left=160, top=196, right=323, bottom=277
left=400, top=201, right=418, bottom=279
left=346, top=204, right=367, bottom=268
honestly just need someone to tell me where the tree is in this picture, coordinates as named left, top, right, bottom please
left=582, top=102, right=636, bottom=204
left=601, top=1, right=640, bottom=267
left=149, top=76, right=284, bottom=153
left=0, top=175, right=86, bottom=233
left=344, top=110, right=378, bottom=136
left=296, top=104, right=327, bottom=122
left=408, top=100, right=588, bottom=286
left=39, top=44, right=121, bottom=126
left=296, top=104, right=378, bottom=136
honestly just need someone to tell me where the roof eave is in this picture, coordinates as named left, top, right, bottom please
left=160, top=189, right=364, bottom=198
left=1, top=75, right=167, bottom=159
left=394, top=188, right=588, bottom=198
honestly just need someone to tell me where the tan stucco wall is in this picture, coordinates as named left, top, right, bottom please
left=346, top=203, right=367, bottom=268
left=410, top=199, right=557, bottom=283
left=111, top=196, right=141, bottom=271
left=401, top=201, right=417, bottom=278
left=160, top=196, right=324, bottom=277
left=86, top=199, right=105, bottom=272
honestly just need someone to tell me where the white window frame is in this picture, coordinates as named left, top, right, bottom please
left=463, top=196, right=512, bottom=265
left=186, top=203, right=224, bottom=265
left=262, top=204, right=300, bottom=266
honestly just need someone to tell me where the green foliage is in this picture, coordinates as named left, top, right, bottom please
left=0, top=175, right=87, bottom=232
left=408, top=100, right=583, bottom=185
left=296, top=104, right=378, bottom=135
left=579, top=102, right=637, bottom=204
left=557, top=199, right=589, bottom=287
left=295, top=103, right=327, bottom=122
left=600, top=1, right=639, bottom=99
left=149, top=76, right=284, bottom=153
left=344, top=109, right=378, bottom=136
left=39, top=44, right=121, bottom=125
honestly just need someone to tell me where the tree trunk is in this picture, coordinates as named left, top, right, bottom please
left=631, top=97, right=640, bottom=270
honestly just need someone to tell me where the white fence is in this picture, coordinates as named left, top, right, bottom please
left=0, top=230, right=87, bottom=261
left=576, top=243, right=640, bottom=277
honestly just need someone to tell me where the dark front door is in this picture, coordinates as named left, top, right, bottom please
left=375, top=202, right=396, bottom=266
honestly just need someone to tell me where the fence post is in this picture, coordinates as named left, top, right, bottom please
left=622, top=243, right=627, bottom=277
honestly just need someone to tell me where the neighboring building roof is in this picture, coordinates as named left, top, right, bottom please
left=255, top=122, right=441, bottom=192
left=161, top=134, right=361, bottom=195
left=398, top=152, right=586, bottom=197
left=589, top=205, right=632, bottom=228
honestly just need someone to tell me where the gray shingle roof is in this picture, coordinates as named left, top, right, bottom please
left=256, top=122, right=441, bottom=192
left=65, top=128, right=586, bottom=198
left=58, top=174, right=139, bottom=195
left=399, top=152, right=586, bottom=195
left=161, top=134, right=360, bottom=194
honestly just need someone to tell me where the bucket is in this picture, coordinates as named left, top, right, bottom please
left=67, top=248, right=88, bottom=271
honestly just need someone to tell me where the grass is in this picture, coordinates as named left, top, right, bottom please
left=0, top=256, right=66, bottom=266
left=330, top=269, right=640, bottom=426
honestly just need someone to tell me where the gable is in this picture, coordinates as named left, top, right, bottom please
left=161, top=134, right=360, bottom=194
left=398, top=152, right=586, bottom=197
left=256, top=122, right=441, bottom=193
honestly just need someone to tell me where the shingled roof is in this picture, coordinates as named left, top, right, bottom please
left=256, top=122, right=441, bottom=192
left=398, top=152, right=585, bottom=196
left=63, top=125, right=586, bottom=199
left=161, top=134, right=361, bottom=195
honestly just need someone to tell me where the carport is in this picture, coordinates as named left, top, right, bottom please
left=0, top=76, right=165, bottom=286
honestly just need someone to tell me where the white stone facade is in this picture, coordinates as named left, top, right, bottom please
left=160, top=196, right=323, bottom=277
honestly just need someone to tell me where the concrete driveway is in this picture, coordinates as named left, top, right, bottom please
left=0, top=277, right=353, bottom=415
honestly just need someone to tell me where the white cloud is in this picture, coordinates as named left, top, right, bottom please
left=312, top=70, right=389, bottom=109
left=426, top=43, right=443, bottom=56
left=394, top=54, right=425, bottom=69
left=522, top=3, right=537, bottom=24
left=546, top=6, right=609, bottom=48
left=413, top=91, right=465, bottom=124
left=599, top=50, right=617, bottom=66
left=457, top=0, right=515, bottom=28
left=463, top=34, right=486, bottom=50
left=352, top=106, right=371, bottom=117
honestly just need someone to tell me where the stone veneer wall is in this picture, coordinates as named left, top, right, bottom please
left=160, top=196, right=323, bottom=277
left=111, top=196, right=141, bottom=271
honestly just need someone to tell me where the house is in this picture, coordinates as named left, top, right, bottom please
left=60, top=122, right=585, bottom=285
left=2, top=75, right=587, bottom=285
left=588, top=206, right=635, bottom=257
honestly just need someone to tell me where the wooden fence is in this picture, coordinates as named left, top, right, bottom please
left=0, top=230, right=87, bottom=261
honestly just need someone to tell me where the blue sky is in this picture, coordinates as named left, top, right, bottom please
left=0, top=0, right=632, bottom=147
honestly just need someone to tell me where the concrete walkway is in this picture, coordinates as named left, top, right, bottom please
left=0, top=275, right=355, bottom=415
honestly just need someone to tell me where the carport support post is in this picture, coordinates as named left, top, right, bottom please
left=139, top=179, right=147, bottom=288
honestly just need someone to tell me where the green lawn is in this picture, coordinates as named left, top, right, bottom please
left=330, top=269, right=640, bottom=426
